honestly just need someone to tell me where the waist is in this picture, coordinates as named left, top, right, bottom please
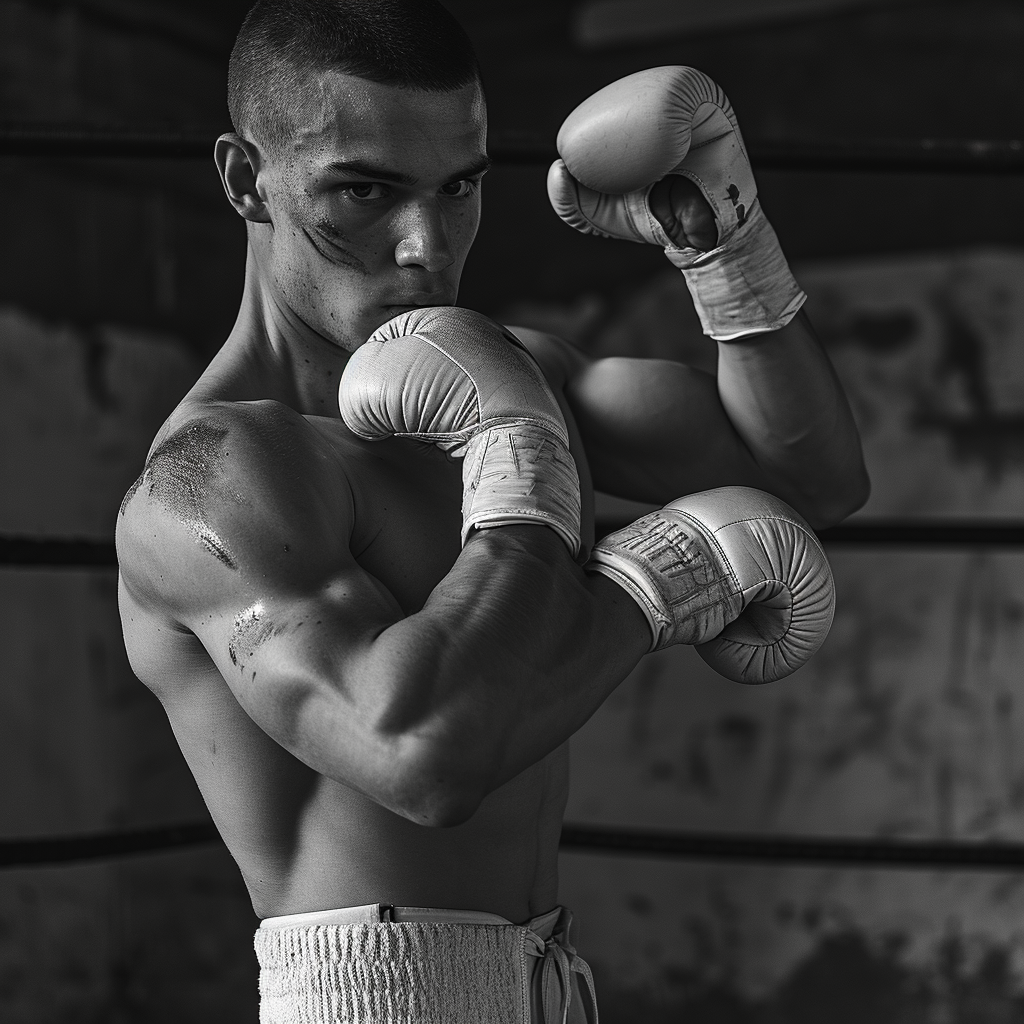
left=260, top=902, right=563, bottom=940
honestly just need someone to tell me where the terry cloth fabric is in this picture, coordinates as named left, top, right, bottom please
left=255, top=903, right=597, bottom=1024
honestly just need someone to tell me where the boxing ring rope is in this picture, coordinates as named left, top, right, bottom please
left=1, top=122, right=1022, bottom=873
left=1, top=127, right=1022, bottom=175
left=0, top=537, right=119, bottom=568
left=4, top=820, right=1024, bottom=873
left=2, top=522, right=1023, bottom=569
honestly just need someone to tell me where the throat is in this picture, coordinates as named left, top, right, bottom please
left=291, top=363, right=344, bottom=417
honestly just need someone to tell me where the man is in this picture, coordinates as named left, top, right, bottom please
left=116, top=1, right=868, bottom=1020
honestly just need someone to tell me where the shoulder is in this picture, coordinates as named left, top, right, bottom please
left=502, top=325, right=591, bottom=392
left=117, top=398, right=355, bottom=623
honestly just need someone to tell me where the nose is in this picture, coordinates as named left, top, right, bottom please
left=393, top=199, right=455, bottom=273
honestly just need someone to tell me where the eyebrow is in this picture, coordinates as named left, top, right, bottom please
left=323, top=155, right=492, bottom=185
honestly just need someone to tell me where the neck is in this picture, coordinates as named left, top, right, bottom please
left=214, top=246, right=353, bottom=418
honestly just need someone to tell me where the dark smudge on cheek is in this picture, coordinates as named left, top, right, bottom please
left=129, top=419, right=238, bottom=570
left=307, top=220, right=370, bottom=275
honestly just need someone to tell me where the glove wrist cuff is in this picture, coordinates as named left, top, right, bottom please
left=585, top=559, right=661, bottom=653
left=666, top=203, right=807, bottom=341
left=586, top=508, right=742, bottom=652
left=462, top=421, right=582, bottom=556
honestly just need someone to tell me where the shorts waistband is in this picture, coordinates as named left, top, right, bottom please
left=260, top=903, right=563, bottom=940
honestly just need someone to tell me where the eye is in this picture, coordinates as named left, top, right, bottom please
left=340, top=183, right=389, bottom=201
left=439, top=179, right=478, bottom=199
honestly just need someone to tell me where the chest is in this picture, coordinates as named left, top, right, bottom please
left=333, top=390, right=596, bottom=616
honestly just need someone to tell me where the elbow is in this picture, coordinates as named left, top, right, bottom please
left=832, top=461, right=872, bottom=526
left=357, top=646, right=500, bottom=827
left=404, top=790, right=482, bottom=829
left=393, top=771, right=483, bottom=829
left=386, top=736, right=487, bottom=829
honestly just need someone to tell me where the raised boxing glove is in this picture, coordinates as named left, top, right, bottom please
left=548, top=66, right=806, bottom=341
left=338, top=306, right=582, bottom=557
left=588, top=486, right=834, bottom=683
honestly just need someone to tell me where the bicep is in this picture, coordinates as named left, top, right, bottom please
left=565, top=355, right=772, bottom=503
left=188, top=554, right=412, bottom=800
left=117, top=423, right=415, bottom=807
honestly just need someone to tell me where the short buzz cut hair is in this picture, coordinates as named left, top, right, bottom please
left=228, top=0, right=482, bottom=149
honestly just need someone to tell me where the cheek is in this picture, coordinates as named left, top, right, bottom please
left=272, top=206, right=382, bottom=287
left=449, top=198, right=482, bottom=260
left=307, top=208, right=396, bottom=273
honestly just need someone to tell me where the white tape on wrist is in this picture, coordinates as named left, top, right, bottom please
left=664, top=201, right=807, bottom=341
left=586, top=508, right=742, bottom=652
left=462, top=420, right=582, bottom=556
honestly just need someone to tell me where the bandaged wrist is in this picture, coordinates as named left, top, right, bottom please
left=586, top=508, right=742, bottom=652
left=664, top=202, right=806, bottom=341
left=462, top=420, right=582, bottom=556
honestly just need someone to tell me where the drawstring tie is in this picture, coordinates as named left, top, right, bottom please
left=524, top=926, right=598, bottom=1024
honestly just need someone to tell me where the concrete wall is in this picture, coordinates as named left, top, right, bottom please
left=0, top=1, right=1021, bottom=1020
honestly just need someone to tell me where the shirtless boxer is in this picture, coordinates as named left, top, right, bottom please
left=115, top=1, right=869, bottom=1021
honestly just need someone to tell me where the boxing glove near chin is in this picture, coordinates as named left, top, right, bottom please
left=549, top=66, right=806, bottom=342
left=338, top=306, right=582, bottom=557
left=587, top=486, right=834, bottom=683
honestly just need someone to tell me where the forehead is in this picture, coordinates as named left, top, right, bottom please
left=285, top=71, right=487, bottom=173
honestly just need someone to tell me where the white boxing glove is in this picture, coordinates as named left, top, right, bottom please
left=588, top=486, right=834, bottom=683
left=339, top=306, right=582, bottom=557
left=548, top=66, right=806, bottom=341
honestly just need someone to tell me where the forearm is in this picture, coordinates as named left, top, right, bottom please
left=368, top=525, right=649, bottom=822
left=716, top=310, right=869, bottom=527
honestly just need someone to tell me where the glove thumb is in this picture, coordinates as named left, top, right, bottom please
left=547, top=159, right=670, bottom=247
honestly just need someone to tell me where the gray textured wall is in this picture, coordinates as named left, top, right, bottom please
left=0, top=1, right=1021, bottom=1020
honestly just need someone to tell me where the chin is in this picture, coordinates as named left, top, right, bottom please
left=317, top=309, right=384, bottom=351
left=366, top=307, right=417, bottom=336
left=314, top=320, right=366, bottom=354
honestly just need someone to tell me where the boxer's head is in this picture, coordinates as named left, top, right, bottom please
left=217, top=0, right=488, bottom=350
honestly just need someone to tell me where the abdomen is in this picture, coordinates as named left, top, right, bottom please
left=252, top=742, right=570, bottom=923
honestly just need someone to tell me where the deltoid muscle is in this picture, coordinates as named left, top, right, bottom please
left=121, top=418, right=238, bottom=570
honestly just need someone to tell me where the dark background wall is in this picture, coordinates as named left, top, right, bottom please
left=1, top=1, right=1022, bottom=1020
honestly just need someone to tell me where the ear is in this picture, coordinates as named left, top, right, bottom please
left=214, top=133, right=272, bottom=223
